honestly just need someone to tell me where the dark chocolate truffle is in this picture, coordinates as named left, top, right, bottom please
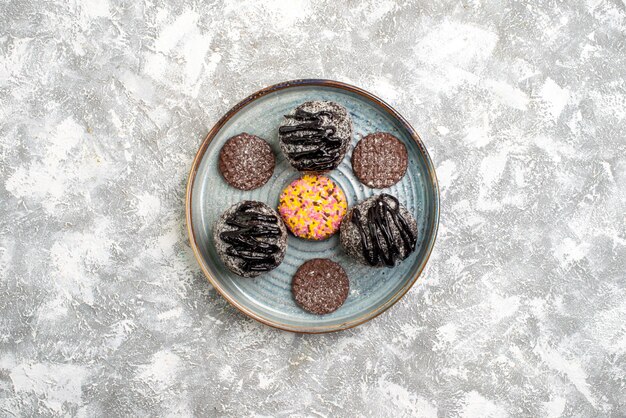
left=292, top=259, right=349, bottom=314
left=340, top=194, right=418, bottom=267
left=352, top=132, right=408, bottom=188
left=219, top=133, right=275, bottom=190
left=214, top=201, right=287, bottom=277
left=278, top=101, right=352, bottom=172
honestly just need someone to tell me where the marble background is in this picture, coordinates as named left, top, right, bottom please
left=1, top=0, right=625, bottom=416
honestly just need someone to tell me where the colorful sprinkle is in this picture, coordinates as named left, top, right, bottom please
left=278, top=175, right=347, bottom=240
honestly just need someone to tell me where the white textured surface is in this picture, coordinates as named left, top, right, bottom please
left=1, top=0, right=625, bottom=416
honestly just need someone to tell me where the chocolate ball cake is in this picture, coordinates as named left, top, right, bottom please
left=278, top=101, right=352, bottom=172
left=214, top=201, right=287, bottom=277
left=340, top=194, right=418, bottom=268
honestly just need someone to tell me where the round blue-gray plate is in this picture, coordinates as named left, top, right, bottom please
left=186, top=79, right=439, bottom=333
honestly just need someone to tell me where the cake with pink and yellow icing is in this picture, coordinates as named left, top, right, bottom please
left=278, top=175, right=347, bottom=240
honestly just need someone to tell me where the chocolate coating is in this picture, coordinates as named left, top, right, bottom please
left=340, top=194, right=418, bottom=267
left=279, top=101, right=352, bottom=172
left=214, top=201, right=287, bottom=277
left=292, top=259, right=349, bottom=314
left=352, top=132, right=408, bottom=188
left=219, top=133, right=275, bottom=190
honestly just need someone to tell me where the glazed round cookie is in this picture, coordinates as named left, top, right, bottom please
left=214, top=201, right=287, bottom=277
left=278, top=101, right=352, bottom=172
left=292, top=259, right=350, bottom=315
left=218, top=133, right=275, bottom=190
left=340, top=194, right=418, bottom=268
left=352, top=132, right=408, bottom=188
left=278, top=175, right=347, bottom=240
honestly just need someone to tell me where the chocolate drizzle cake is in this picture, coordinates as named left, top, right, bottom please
left=278, top=101, right=352, bottom=172
left=340, top=194, right=418, bottom=267
left=214, top=201, right=287, bottom=277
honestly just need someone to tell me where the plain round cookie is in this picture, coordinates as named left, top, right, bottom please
left=214, top=201, right=287, bottom=277
left=218, top=133, right=275, bottom=190
left=278, top=101, right=352, bottom=172
left=340, top=194, right=418, bottom=267
left=292, top=259, right=349, bottom=315
left=278, top=175, right=347, bottom=240
left=352, top=132, right=408, bottom=188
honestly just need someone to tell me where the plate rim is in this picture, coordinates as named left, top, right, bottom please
left=185, top=79, right=440, bottom=334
